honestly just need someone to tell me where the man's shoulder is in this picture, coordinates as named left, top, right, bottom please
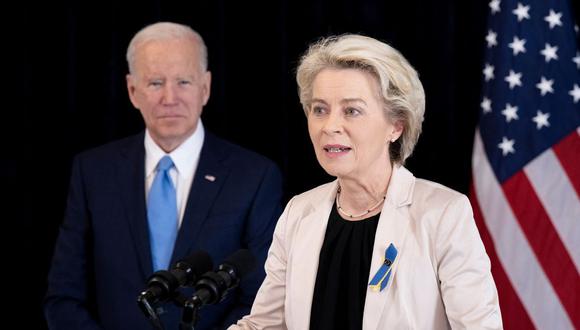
left=205, top=132, right=277, bottom=169
left=75, top=132, right=143, bottom=163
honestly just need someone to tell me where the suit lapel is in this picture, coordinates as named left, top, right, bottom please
left=363, top=166, right=415, bottom=330
left=118, top=133, right=153, bottom=278
left=289, top=182, right=337, bottom=330
left=171, top=133, right=229, bottom=263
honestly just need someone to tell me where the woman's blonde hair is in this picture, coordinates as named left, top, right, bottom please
left=296, top=34, right=425, bottom=164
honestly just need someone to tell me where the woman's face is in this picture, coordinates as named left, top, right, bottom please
left=307, top=68, right=402, bottom=180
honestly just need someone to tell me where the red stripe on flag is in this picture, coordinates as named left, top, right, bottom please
left=502, top=172, right=580, bottom=328
left=552, top=131, right=580, bottom=197
left=469, top=184, right=534, bottom=330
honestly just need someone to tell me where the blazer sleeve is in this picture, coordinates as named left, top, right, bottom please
left=435, top=194, right=503, bottom=329
left=44, top=155, right=103, bottom=330
left=221, top=161, right=285, bottom=328
left=228, top=197, right=295, bottom=330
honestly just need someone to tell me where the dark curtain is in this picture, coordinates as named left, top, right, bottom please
left=5, top=0, right=578, bottom=328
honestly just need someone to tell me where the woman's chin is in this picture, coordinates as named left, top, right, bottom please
left=319, top=163, right=351, bottom=179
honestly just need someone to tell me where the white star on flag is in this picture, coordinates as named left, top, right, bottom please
left=509, top=36, right=526, bottom=55
left=544, top=9, right=563, bottom=29
left=483, top=63, right=495, bottom=81
left=497, top=136, right=515, bottom=156
left=486, top=30, right=498, bottom=48
left=481, top=97, right=492, bottom=113
left=569, top=84, right=580, bottom=103
left=489, top=0, right=501, bottom=14
left=536, top=76, right=554, bottom=96
left=573, top=52, right=580, bottom=69
left=532, top=110, right=550, bottom=129
left=505, top=70, right=523, bottom=89
left=540, top=43, right=559, bottom=62
left=512, top=2, right=530, bottom=22
left=501, top=103, right=519, bottom=122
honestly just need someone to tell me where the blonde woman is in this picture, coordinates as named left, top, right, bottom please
left=230, top=34, right=502, bottom=330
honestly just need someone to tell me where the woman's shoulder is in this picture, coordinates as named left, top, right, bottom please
left=411, top=177, right=470, bottom=211
left=279, top=181, right=337, bottom=222
left=291, top=180, right=337, bottom=204
left=407, top=178, right=474, bottom=241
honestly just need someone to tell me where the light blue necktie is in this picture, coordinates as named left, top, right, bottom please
left=147, top=155, right=178, bottom=271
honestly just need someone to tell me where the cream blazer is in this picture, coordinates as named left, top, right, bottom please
left=230, top=166, right=502, bottom=330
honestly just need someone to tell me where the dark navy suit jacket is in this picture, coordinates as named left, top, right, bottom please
left=44, top=131, right=283, bottom=330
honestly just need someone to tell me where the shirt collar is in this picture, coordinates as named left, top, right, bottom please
left=145, top=120, right=205, bottom=179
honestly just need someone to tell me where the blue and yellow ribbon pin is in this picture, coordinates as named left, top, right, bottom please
left=368, top=243, right=398, bottom=292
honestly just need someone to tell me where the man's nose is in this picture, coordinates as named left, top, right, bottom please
left=161, top=84, right=178, bottom=105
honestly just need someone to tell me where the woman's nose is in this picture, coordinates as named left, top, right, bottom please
left=322, top=112, right=343, bottom=134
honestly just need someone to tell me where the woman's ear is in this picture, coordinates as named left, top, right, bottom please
left=390, top=120, right=404, bottom=142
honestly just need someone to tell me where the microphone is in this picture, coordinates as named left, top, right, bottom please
left=180, top=250, right=256, bottom=329
left=138, top=250, right=213, bottom=305
left=191, top=249, right=256, bottom=305
left=139, top=251, right=213, bottom=330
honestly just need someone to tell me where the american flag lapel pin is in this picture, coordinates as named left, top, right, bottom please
left=204, top=174, right=216, bottom=182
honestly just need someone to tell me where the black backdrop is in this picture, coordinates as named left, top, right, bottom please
left=5, top=0, right=578, bottom=328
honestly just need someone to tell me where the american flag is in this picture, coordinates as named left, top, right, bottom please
left=470, top=0, right=580, bottom=329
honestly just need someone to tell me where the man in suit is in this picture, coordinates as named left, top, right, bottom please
left=44, top=22, right=283, bottom=330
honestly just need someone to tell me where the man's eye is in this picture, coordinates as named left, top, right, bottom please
left=178, top=80, right=191, bottom=86
left=149, top=81, right=163, bottom=87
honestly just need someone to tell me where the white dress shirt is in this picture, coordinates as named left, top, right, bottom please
left=144, top=121, right=205, bottom=227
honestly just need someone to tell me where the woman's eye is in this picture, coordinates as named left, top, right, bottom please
left=345, top=107, right=360, bottom=116
left=312, top=106, right=327, bottom=115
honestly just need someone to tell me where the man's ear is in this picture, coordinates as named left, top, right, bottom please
left=201, top=71, right=211, bottom=106
left=126, top=74, right=139, bottom=109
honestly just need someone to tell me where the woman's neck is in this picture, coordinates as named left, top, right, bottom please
left=336, top=163, right=394, bottom=220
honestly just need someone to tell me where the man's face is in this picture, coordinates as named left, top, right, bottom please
left=127, top=38, right=211, bottom=152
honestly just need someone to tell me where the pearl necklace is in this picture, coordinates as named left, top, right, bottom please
left=336, top=185, right=386, bottom=219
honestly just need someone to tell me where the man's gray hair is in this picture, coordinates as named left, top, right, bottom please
left=126, top=22, right=208, bottom=74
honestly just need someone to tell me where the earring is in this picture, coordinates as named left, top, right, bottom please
left=391, top=138, right=396, bottom=143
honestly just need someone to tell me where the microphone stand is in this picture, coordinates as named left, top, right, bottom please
left=137, top=292, right=165, bottom=330
left=179, top=296, right=201, bottom=330
left=180, top=286, right=216, bottom=330
left=139, top=290, right=194, bottom=330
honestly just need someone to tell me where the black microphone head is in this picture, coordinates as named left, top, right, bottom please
left=174, top=250, right=213, bottom=286
left=145, top=270, right=179, bottom=302
left=190, top=250, right=257, bottom=307
left=221, top=249, right=256, bottom=279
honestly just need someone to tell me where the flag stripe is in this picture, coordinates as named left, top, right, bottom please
left=552, top=129, right=580, bottom=197
left=524, top=139, right=580, bottom=272
left=469, top=184, right=534, bottom=330
left=503, top=171, right=580, bottom=328
left=472, top=131, right=574, bottom=330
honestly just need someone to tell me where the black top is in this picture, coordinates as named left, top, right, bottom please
left=309, top=202, right=381, bottom=330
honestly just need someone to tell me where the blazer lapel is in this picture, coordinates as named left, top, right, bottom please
left=289, top=181, right=337, bottom=330
left=363, top=166, right=415, bottom=330
left=171, top=134, right=229, bottom=263
left=118, top=133, right=153, bottom=278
